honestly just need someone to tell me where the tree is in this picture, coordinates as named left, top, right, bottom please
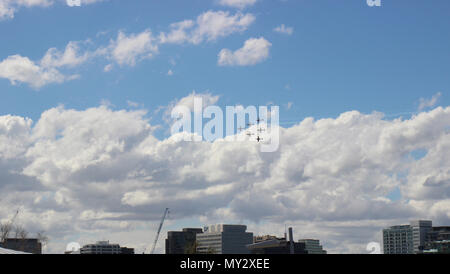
left=0, top=222, right=13, bottom=243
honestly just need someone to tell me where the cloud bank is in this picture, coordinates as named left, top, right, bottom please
left=0, top=105, right=449, bottom=253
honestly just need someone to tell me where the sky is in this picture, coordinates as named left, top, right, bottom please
left=0, top=0, right=449, bottom=254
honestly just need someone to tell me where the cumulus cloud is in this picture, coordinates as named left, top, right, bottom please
left=159, top=10, right=255, bottom=45
left=107, top=30, right=158, bottom=67
left=171, top=91, right=220, bottom=112
left=1, top=10, right=256, bottom=88
left=218, top=0, right=258, bottom=9
left=0, top=54, right=78, bottom=89
left=218, top=37, right=271, bottom=66
left=0, top=104, right=449, bottom=253
left=274, top=24, right=294, bottom=35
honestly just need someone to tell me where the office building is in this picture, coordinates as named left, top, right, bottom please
left=383, top=225, right=413, bottom=254
left=165, top=228, right=203, bottom=254
left=254, top=235, right=282, bottom=243
left=0, top=238, right=42, bottom=254
left=383, top=220, right=432, bottom=254
left=425, top=226, right=450, bottom=242
left=247, top=238, right=307, bottom=254
left=423, top=226, right=450, bottom=254
left=248, top=228, right=309, bottom=254
left=298, top=239, right=327, bottom=254
left=196, top=224, right=253, bottom=254
left=80, top=241, right=134, bottom=254
left=410, top=220, right=432, bottom=253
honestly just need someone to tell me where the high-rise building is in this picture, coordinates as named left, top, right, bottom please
left=410, top=220, right=432, bottom=253
left=298, top=239, right=327, bottom=254
left=196, top=224, right=253, bottom=254
left=383, top=220, right=432, bottom=254
left=80, top=241, right=134, bottom=254
left=383, top=225, right=414, bottom=254
left=165, top=228, right=203, bottom=254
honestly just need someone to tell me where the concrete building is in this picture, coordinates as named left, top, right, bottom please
left=0, top=238, right=42, bottom=254
left=423, top=226, right=450, bottom=254
left=383, top=220, right=432, bottom=254
left=165, top=228, right=203, bottom=254
left=80, top=241, right=134, bottom=254
left=425, top=226, right=450, bottom=242
left=383, top=225, right=413, bottom=254
left=410, top=220, right=432, bottom=253
left=298, top=239, right=327, bottom=254
left=196, top=224, right=253, bottom=254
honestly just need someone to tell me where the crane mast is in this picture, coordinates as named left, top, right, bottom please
left=150, top=208, right=169, bottom=254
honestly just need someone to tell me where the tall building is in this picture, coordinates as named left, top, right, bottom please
left=196, top=224, right=253, bottom=254
left=383, top=220, right=432, bottom=254
left=383, top=225, right=413, bottom=254
left=165, top=228, right=203, bottom=254
left=410, top=220, right=432, bottom=253
left=80, top=241, right=134, bottom=254
left=298, top=239, right=327, bottom=254
left=0, top=238, right=42, bottom=254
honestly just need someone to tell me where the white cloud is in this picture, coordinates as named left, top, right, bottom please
left=164, top=91, right=220, bottom=122
left=172, top=91, right=220, bottom=112
left=159, top=10, right=255, bottom=45
left=219, top=0, right=258, bottom=9
left=218, top=37, right=271, bottom=66
left=418, top=92, right=442, bottom=111
left=1, top=105, right=449, bottom=253
left=274, top=24, right=294, bottom=35
left=0, top=0, right=104, bottom=20
left=108, top=30, right=158, bottom=66
left=0, top=54, right=77, bottom=89
left=40, top=41, right=91, bottom=68
left=103, top=63, right=113, bottom=72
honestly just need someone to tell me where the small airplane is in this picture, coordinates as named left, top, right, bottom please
left=238, top=126, right=245, bottom=132
left=246, top=132, right=255, bottom=137
left=256, top=136, right=263, bottom=142
left=257, top=127, right=265, bottom=133
left=247, top=122, right=254, bottom=127
left=256, top=117, right=264, bottom=123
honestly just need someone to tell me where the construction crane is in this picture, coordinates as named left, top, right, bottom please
left=150, top=208, right=169, bottom=254
left=9, top=209, right=19, bottom=226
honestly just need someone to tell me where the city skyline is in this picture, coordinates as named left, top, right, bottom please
left=0, top=0, right=449, bottom=254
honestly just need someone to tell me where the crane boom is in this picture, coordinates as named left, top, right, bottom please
left=150, top=208, right=169, bottom=254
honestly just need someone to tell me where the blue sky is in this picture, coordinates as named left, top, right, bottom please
left=1, top=0, right=448, bottom=126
